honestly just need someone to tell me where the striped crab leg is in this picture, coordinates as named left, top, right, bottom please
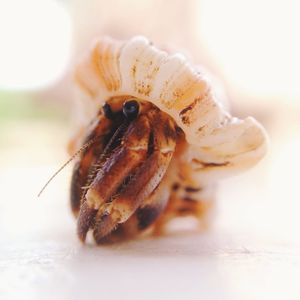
left=77, top=112, right=152, bottom=242
left=98, top=176, right=171, bottom=243
left=70, top=113, right=113, bottom=215
left=92, top=111, right=177, bottom=243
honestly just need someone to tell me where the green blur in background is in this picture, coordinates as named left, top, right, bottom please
left=0, top=91, right=69, bottom=167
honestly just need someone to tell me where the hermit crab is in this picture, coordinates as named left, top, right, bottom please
left=67, top=36, right=267, bottom=244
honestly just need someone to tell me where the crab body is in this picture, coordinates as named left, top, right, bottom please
left=69, top=36, right=267, bottom=244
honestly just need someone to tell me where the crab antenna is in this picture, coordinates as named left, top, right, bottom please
left=37, top=137, right=97, bottom=198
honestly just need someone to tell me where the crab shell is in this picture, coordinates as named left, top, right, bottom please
left=73, top=36, right=268, bottom=188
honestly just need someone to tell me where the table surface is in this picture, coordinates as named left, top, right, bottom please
left=1, top=142, right=300, bottom=300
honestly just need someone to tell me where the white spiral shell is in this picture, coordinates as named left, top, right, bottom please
left=74, top=36, right=268, bottom=186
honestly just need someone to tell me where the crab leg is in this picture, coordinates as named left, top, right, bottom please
left=77, top=115, right=151, bottom=242
left=100, top=176, right=171, bottom=243
left=70, top=114, right=112, bottom=215
left=92, top=112, right=177, bottom=243
left=85, top=115, right=151, bottom=209
left=136, top=178, right=171, bottom=231
left=151, top=186, right=215, bottom=235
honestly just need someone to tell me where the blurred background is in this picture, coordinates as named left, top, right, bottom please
left=0, top=0, right=299, bottom=299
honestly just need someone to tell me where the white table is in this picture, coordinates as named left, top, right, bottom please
left=1, top=152, right=300, bottom=300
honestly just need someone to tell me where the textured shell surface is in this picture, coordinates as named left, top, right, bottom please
left=74, top=36, right=268, bottom=186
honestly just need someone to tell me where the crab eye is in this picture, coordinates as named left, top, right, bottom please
left=103, top=103, right=114, bottom=119
left=123, top=100, right=139, bottom=120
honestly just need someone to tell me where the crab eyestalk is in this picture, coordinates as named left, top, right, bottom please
left=71, top=99, right=177, bottom=243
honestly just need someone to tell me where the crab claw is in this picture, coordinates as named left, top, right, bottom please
left=75, top=107, right=177, bottom=243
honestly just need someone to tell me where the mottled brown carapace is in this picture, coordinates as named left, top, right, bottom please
left=70, top=96, right=212, bottom=244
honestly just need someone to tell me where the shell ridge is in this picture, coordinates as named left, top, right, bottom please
left=74, top=36, right=268, bottom=183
